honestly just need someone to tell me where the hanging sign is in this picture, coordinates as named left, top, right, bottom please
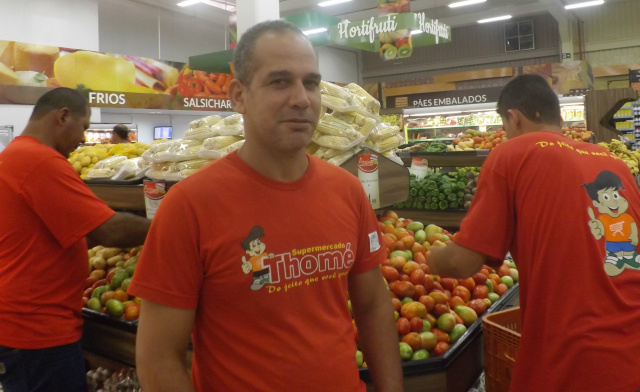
left=329, top=12, right=451, bottom=61
left=387, top=87, right=503, bottom=109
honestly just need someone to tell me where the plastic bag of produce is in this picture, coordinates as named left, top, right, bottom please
left=153, top=140, right=204, bottom=162
left=189, top=115, right=222, bottom=129
left=202, top=136, right=244, bottom=150
left=93, top=155, right=128, bottom=170
left=184, top=125, right=218, bottom=140
left=146, top=162, right=172, bottom=181
left=327, top=149, right=357, bottom=166
left=223, top=113, right=242, bottom=126
left=196, top=149, right=223, bottom=160
left=215, top=122, right=244, bottom=137
left=311, top=133, right=364, bottom=151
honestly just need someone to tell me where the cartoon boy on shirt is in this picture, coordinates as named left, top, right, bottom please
left=583, top=170, right=640, bottom=276
left=241, top=225, right=274, bottom=290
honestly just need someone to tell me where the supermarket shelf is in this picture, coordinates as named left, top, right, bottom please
left=398, top=150, right=489, bottom=168
left=617, top=128, right=635, bottom=132
left=87, top=184, right=146, bottom=212
left=408, top=124, right=502, bottom=130
left=614, top=116, right=635, bottom=120
left=409, top=138, right=455, bottom=143
left=563, top=118, right=585, bottom=122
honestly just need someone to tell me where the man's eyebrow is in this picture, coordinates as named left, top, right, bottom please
left=306, top=73, right=322, bottom=81
left=266, top=70, right=292, bottom=79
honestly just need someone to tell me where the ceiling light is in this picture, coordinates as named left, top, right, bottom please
left=303, top=27, right=328, bottom=35
left=201, top=0, right=235, bottom=11
left=177, top=0, right=201, bottom=6
left=411, top=30, right=423, bottom=35
left=318, top=0, right=352, bottom=7
left=564, top=0, right=604, bottom=9
left=449, top=0, right=487, bottom=8
left=478, top=15, right=512, bottom=23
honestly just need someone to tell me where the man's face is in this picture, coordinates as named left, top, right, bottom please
left=594, top=187, right=628, bottom=217
left=58, top=106, right=91, bottom=157
left=231, top=31, right=321, bottom=154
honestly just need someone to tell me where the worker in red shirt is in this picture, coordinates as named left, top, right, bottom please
left=0, top=88, right=150, bottom=392
left=428, top=74, right=640, bottom=392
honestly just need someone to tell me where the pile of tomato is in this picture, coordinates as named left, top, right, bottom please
left=353, top=211, right=518, bottom=366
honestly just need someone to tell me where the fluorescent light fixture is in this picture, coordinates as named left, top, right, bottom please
left=564, top=0, right=604, bottom=9
left=411, top=30, right=423, bottom=35
left=449, top=0, right=486, bottom=8
left=318, top=0, right=352, bottom=7
left=177, top=0, right=201, bottom=6
left=303, top=27, right=328, bottom=36
left=178, top=0, right=235, bottom=11
left=478, top=15, right=512, bottom=23
left=201, top=0, right=235, bottom=10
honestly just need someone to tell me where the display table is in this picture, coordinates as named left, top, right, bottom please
left=82, top=286, right=519, bottom=392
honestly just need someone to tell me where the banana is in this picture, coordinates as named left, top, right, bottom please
left=379, top=32, right=392, bottom=45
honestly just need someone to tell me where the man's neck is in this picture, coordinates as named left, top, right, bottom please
left=236, top=144, right=309, bottom=183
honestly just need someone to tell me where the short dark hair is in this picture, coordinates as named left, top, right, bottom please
left=582, top=170, right=625, bottom=201
left=113, top=124, right=129, bottom=139
left=30, top=88, right=89, bottom=120
left=233, top=20, right=306, bottom=84
left=241, top=225, right=265, bottom=251
left=496, top=74, right=562, bottom=126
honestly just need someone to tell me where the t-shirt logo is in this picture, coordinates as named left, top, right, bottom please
left=583, top=170, right=640, bottom=277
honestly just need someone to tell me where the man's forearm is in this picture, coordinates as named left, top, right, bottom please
left=89, top=212, right=150, bottom=247
left=137, top=356, right=195, bottom=392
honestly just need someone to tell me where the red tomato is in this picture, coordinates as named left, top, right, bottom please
left=431, top=328, right=451, bottom=344
left=433, top=303, right=451, bottom=317
left=413, top=284, right=427, bottom=299
left=452, top=286, right=471, bottom=303
left=381, top=266, right=400, bottom=282
left=410, top=269, right=425, bottom=286
left=472, top=285, right=489, bottom=299
left=401, top=332, right=423, bottom=352
left=91, top=279, right=108, bottom=290
left=409, top=317, right=424, bottom=333
left=440, top=278, right=458, bottom=292
left=423, top=274, right=435, bottom=291
left=468, top=299, right=487, bottom=316
left=448, top=295, right=466, bottom=310
left=433, top=342, right=451, bottom=357
left=458, top=277, right=476, bottom=291
left=397, top=317, right=411, bottom=335
left=391, top=297, right=402, bottom=312
left=472, top=272, right=488, bottom=286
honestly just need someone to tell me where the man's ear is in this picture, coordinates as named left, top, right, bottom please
left=228, top=79, right=246, bottom=114
left=55, top=108, right=70, bottom=126
left=506, top=109, right=523, bottom=132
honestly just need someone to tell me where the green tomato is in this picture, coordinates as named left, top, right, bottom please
left=355, top=350, right=364, bottom=367
left=399, top=342, right=413, bottom=361
left=487, top=292, right=500, bottom=304
left=411, top=349, right=429, bottom=361
left=449, top=324, right=467, bottom=343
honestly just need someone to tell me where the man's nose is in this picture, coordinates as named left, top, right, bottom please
left=289, top=81, right=311, bottom=109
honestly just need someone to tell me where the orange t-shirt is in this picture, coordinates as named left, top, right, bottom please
left=129, top=152, right=384, bottom=392
left=598, top=213, right=634, bottom=242
left=454, top=132, right=640, bottom=392
left=0, top=136, right=115, bottom=349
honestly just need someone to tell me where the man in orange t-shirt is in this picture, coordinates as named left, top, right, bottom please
left=129, top=20, right=403, bottom=392
left=428, top=75, right=640, bottom=391
left=0, top=88, right=150, bottom=392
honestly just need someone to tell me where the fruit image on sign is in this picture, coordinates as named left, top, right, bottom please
left=358, top=153, right=380, bottom=208
left=379, top=30, right=412, bottom=61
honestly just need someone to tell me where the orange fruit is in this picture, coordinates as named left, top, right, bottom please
left=400, top=235, right=415, bottom=250
left=123, top=303, right=140, bottom=321
left=401, top=301, right=427, bottom=319
left=113, top=289, right=129, bottom=303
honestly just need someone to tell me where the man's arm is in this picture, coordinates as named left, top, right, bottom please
left=348, top=267, right=403, bottom=392
left=427, top=242, right=487, bottom=279
left=136, top=299, right=196, bottom=392
left=87, top=212, right=150, bottom=248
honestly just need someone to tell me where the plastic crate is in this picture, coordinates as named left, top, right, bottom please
left=482, top=306, right=521, bottom=392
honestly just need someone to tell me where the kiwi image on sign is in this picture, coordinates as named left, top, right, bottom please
left=380, top=44, right=398, bottom=60
left=397, top=45, right=412, bottom=58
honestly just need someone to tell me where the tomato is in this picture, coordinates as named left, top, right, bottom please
left=440, top=277, right=458, bottom=291
left=413, top=284, right=426, bottom=299
left=422, top=274, right=435, bottom=291
left=409, top=317, right=424, bottom=333
left=390, top=281, right=416, bottom=298
left=448, top=295, right=466, bottom=310
left=381, top=266, right=400, bottom=282
left=452, top=286, right=471, bottom=303
left=401, top=301, right=427, bottom=319
left=468, top=299, right=487, bottom=316
left=409, top=269, right=425, bottom=286
left=419, top=331, right=437, bottom=350
left=428, top=291, right=448, bottom=305
left=472, top=285, right=489, bottom=299
left=418, top=295, right=435, bottom=312
left=472, top=272, right=488, bottom=285
left=391, top=297, right=402, bottom=312
left=399, top=342, right=413, bottom=361
left=85, top=277, right=97, bottom=289
left=91, top=279, right=108, bottom=290
left=402, top=261, right=421, bottom=275
left=433, top=303, right=451, bottom=317
left=397, top=317, right=411, bottom=335
left=458, top=277, right=476, bottom=291
left=401, top=332, right=423, bottom=352
left=123, top=303, right=140, bottom=321
left=431, top=328, right=450, bottom=344
left=494, top=283, right=509, bottom=296
left=433, top=342, right=451, bottom=357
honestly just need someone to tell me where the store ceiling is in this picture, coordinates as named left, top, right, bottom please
left=129, top=0, right=628, bottom=28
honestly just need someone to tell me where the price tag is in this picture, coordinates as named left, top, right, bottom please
left=409, top=158, right=429, bottom=180
left=358, top=153, right=380, bottom=209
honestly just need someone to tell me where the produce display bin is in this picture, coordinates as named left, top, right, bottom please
left=360, top=283, right=519, bottom=392
left=482, top=306, right=521, bottom=392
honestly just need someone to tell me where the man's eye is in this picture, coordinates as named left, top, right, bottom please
left=305, top=80, right=320, bottom=88
left=271, top=79, right=288, bottom=86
